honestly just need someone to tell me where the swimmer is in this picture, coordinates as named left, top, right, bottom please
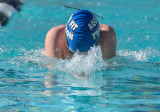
left=45, top=9, right=116, bottom=60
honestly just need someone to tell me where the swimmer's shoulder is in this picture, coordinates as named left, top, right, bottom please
left=99, top=24, right=116, bottom=39
left=45, top=25, right=66, bottom=58
left=46, top=25, right=66, bottom=37
left=100, top=24, right=115, bottom=33
left=45, top=25, right=66, bottom=43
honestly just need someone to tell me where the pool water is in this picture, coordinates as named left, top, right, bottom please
left=0, top=0, right=160, bottom=112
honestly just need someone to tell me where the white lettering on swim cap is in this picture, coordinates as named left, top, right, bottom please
left=65, top=27, right=74, bottom=40
left=88, top=23, right=94, bottom=31
left=69, top=20, right=78, bottom=31
left=88, top=14, right=98, bottom=31
left=92, top=26, right=100, bottom=40
left=91, top=20, right=96, bottom=27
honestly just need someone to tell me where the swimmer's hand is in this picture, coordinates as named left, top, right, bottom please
left=72, top=71, right=89, bottom=79
left=44, top=64, right=88, bottom=79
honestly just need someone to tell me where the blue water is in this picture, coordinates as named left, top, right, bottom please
left=0, top=0, right=160, bottom=112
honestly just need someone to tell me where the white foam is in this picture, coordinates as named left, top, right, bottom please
left=117, top=47, right=160, bottom=62
left=0, top=47, right=3, bottom=54
left=9, top=46, right=160, bottom=74
left=64, top=46, right=105, bottom=75
left=8, top=46, right=106, bottom=74
left=118, top=49, right=148, bottom=61
left=9, top=48, right=47, bottom=69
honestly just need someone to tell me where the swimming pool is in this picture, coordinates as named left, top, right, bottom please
left=0, top=0, right=160, bottom=111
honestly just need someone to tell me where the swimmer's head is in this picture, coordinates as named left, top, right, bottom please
left=65, top=9, right=100, bottom=53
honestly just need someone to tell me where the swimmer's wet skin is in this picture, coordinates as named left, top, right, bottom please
left=45, top=9, right=116, bottom=60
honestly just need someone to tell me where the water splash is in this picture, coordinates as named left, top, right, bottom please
left=64, top=46, right=105, bottom=75
left=8, top=46, right=160, bottom=74
left=0, top=47, right=3, bottom=54
left=8, top=46, right=105, bottom=75
left=8, top=47, right=47, bottom=70
left=45, top=46, right=108, bottom=80
left=114, top=47, right=160, bottom=72
left=117, top=47, right=160, bottom=62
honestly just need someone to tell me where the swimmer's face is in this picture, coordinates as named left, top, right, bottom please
left=69, top=49, right=88, bottom=56
left=77, top=52, right=88, bottom=55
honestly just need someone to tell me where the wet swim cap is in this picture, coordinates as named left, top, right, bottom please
left=65, top=9, right=100, bottom=52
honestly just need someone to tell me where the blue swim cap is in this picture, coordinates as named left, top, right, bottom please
left=65, top=9, right=100, bottom=52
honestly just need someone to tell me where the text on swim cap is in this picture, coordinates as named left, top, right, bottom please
left=65, top=27, right=74, bottom=40
left=92, top=26, right=100, bottom=40
left=65, top=20, right=78, bottom=40
left=88, top=15, right=98, bottom=31
left=69, top=20, right=78, bottom=31
left=66, top=14, right=99, bottom=41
